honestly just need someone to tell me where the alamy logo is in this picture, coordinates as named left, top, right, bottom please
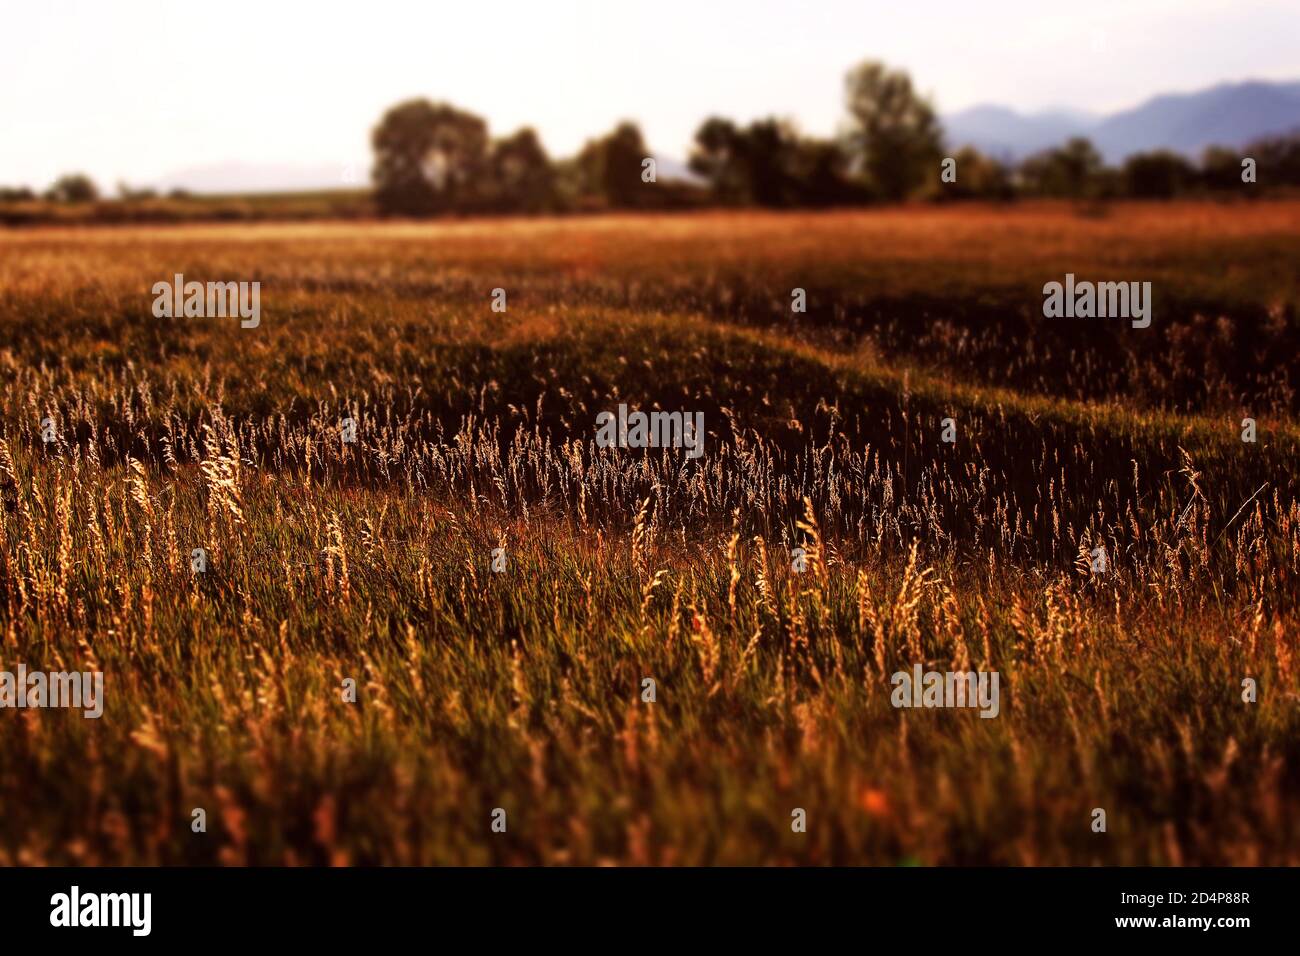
left=595, top=404, right=704, bottom=459
left=0, top=665, right=103, bottom=718
left=151, top=273, right=261, bottom=328
left=50, top=886, right=151, bottom=936
left=890, top=664, right=1000, bottom=718
left=1043, top=273, right=1151, bottom=328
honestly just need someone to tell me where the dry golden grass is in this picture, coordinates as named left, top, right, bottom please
left=0, top=202, right=1297, bottom=864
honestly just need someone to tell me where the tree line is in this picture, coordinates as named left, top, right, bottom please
left=6, top=60, right=1300, bottom=215
left=366, top=59, right=1300, bottom=213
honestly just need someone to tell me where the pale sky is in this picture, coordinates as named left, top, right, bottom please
left=2, top=0, right=1297, bottom=190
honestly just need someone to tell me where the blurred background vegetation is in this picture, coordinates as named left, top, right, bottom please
left=4, top=59, right=1298, bottom=227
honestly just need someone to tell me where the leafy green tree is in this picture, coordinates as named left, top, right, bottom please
left=372, top=99, right=489, bottom=215
left=691, top=116, right=860, bottom=208
left=787, top=137, right=865, bottom=207
left=742, top=119, right=816, bottom=207
left=841, top=61, right=943, bottom=201
left=689, top=117, right=751, bottom=204
left=575, top=122, right=651, bottom=209
left=485, top=128, right=556, bottom=213
left=1201, top=146, right=1243, bottom=192
left=1247, top=131, right=1300, bottom=186
left=44, top=174, right=99, bottom=203
left=937, top=146, right=1014, bottom=201
left=1122, top=151, right=1197, bottom=198
left=1018, top=138, right=1105, bottom=198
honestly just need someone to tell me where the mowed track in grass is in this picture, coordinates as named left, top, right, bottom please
left=0, top=202, right=1297, bottom=864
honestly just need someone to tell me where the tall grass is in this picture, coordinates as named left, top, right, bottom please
left=0, top=203, right=1297, bottom=864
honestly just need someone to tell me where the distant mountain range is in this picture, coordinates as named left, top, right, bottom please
left=152, top=162, right=361, bottom=195
left=150, top=80, right=1300, bottom=195
left=943, top=80, right=1300, bottom=163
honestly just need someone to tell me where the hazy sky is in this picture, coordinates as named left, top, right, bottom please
left=2, top=0, right=1296, bottom=190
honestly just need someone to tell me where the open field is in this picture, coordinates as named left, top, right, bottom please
left=0, top=189, right=375, bottom=227
left=1, top=201, right=1298, bottom=864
